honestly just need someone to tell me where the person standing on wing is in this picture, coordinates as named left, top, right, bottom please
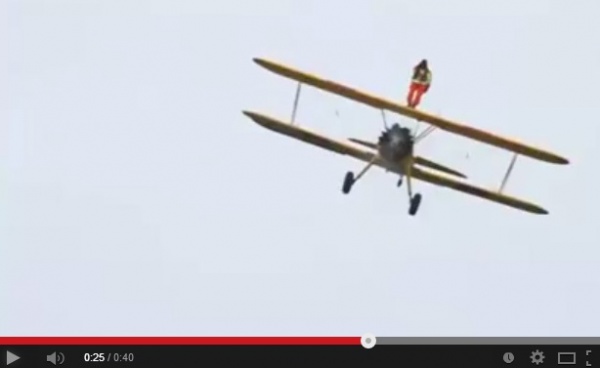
left=406, top=59, right=432, bottom=108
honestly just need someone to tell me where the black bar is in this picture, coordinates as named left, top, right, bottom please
left=2, top=345, right=596, bottom=368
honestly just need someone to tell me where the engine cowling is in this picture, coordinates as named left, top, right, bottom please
left=378, top=124, right=414, bottom=161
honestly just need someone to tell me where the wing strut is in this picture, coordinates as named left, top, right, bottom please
left=414, top=109, right=442, bottom=143
left=381, top=109, right=388, bottom=129
left=406, top=161, right=414, bottom=198
left=499, top=153, right=518, bottom=193
left=415, top=125, right=437, bottom=143
left=290, top=82, right=302, bottom=125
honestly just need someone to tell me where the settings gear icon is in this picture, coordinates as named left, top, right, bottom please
left=530, top=349, right=545, bottom=365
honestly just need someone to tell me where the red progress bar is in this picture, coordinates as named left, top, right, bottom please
left=0, top=337, right=361, bottom=345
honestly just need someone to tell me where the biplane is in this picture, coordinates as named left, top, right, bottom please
left=243, top=57, right=569, bottom=215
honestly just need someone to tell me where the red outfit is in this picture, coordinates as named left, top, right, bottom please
left=407, top=82, right=428, bottom=108
left=406, top=66, right=432, bottom=108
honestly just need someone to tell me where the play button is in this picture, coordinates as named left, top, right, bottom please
left=6, top=351, right=20, bottom=365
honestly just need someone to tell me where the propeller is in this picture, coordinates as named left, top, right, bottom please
left=347, top=108, right=466, bottom=179
left=378, top=128, right=390, bottom=145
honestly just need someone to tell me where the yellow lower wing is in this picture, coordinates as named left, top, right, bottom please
left=411, top=167, right=548, bottom=214
left=242, top=110, right=384, bottom=167
left=253, top=57, right=569, bottom=165
left=243, top=110, right=548, bottom=215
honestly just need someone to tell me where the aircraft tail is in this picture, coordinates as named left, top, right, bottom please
left=348, top=138, right=377, bottom=150
left=413, top=156, right=466, bottom=179
left=348, top=137, right=466, bottom=178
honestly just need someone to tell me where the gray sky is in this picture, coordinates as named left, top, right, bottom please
left=2, top=0, right=599, bottom=336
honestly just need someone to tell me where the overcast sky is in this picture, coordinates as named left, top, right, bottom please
left=2, top=0, right=599, bottom=336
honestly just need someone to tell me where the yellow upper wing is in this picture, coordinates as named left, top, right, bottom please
left=253, top=57, right=569, bottom=165
left=243, top=110, right=548, bottom=214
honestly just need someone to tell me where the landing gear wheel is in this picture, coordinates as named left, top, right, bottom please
left=342, top=172, right=354, bottom=194
left=408, top=193, right=422, bottom=216
left=397, top=177, right=403, bottom=187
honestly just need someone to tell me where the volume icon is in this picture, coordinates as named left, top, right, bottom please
left=47, top=352, right=65, bottom=365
